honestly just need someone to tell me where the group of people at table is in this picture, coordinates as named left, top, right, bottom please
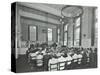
left=26, top=42, right=97, bottom=71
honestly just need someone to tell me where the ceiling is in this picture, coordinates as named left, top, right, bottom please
left=18, top=2, right=83, bottom=25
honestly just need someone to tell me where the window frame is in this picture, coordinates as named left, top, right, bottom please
left=64, top=24, right=68, bottom=46
left=48, top=28, right=53, bottom=42
left=74, top=17, right=81, bottom=46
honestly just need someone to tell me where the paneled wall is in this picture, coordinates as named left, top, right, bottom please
left=81, top=7, right=95, bottom=48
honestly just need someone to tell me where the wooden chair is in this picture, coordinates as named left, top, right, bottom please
left=77, top=58, right=82, bottom=64
left=49, top=63, right=58, bottom=71
left=58, top=61, right=66, bottom=70
left=36, top=59, right=43, bottom=67
left=86, top=57, right=90, bottom=67
left=36, top=54, right=43, bottom=67
left=77, top=58, right=82, bottom=68
left=72, top=59, right=78, bottom=69
left=29, top=53, right=36, bottom=64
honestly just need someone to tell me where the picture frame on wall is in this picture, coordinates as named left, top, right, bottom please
left=11, top=2, right=98, bottom=73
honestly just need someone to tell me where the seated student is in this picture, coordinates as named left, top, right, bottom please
left=48, top=56, right=58, bottom=71
left=52, top=42, right=57, bottom=51
left=80, top=50, right=84, bottom=55
left=72, top=52, right=78, bottom=62
left=34, top=43, right=41, bottom=50
left=36, top=53, right=44, bottom=67
left=56, top=53, right=62, bottom=57
left=52, top=42, right=57, bottom=47
left=50, top=46, right=56, bottom=56
left=30, top=52, right=37, bottom=60
left=58, top=55, right=66, bottom=70
left=26, top=44, right=35, bottom=62
left=29, top=44, right=38, bottom=53
left=40, top=43, right=48, bottom=53
left=29, top=52, right=37, bottom=66
left=77, top=51, right=83, bottom=65
left=28, top=44, right=41, bottom=63
left=46, top=48, right=52, bottom=55
left=41, top=42, right=48, bottom=49
left=29, top=44, right=37, bottom=56
left=29, top=44, right=35, bottom=51
left=41, top=47, right=47, bottom=55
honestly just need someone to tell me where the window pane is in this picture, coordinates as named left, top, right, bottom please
left=58, top=28, right=60, bottom=34
left=74, top=40, right=79, bottom=46
left=74, top=17, right=81, bottom=46
left=64, top=24, right=68, bottom=31
left=74, top=28, right=80, bottom=46
left=64, top=32, right=67, bottom=41
left=48, top=28, right=52, bottom=41
left=64, top=32, right=67, bottom=45
left=75, top=17, right=80, bottom=27
left=75, top=28, right=80, bottom=40
left=30, top=26, right=36, bottom=41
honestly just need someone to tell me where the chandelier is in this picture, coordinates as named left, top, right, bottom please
left=61, top=5, right=83, bottom=18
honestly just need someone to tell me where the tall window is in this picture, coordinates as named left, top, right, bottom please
left=48, top=28, right=52, bottom=41
left=64, top=24, right=68, bottom=45
left=74, top=17, right=80, bottom=46
left=30, top=26, right=36, bottom=41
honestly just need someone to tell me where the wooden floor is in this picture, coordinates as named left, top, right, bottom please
left=16, top=55, right=97, bottom=73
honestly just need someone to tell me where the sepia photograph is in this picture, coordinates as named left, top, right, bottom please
left=11, top=2, right=98, bottom=73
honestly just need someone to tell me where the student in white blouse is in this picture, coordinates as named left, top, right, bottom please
left=72, top=53, right=78, bottom=63
left=29, top=52, right=37, bottom=66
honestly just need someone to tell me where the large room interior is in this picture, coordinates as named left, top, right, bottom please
left=11, top=2, right=98, bottom=72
